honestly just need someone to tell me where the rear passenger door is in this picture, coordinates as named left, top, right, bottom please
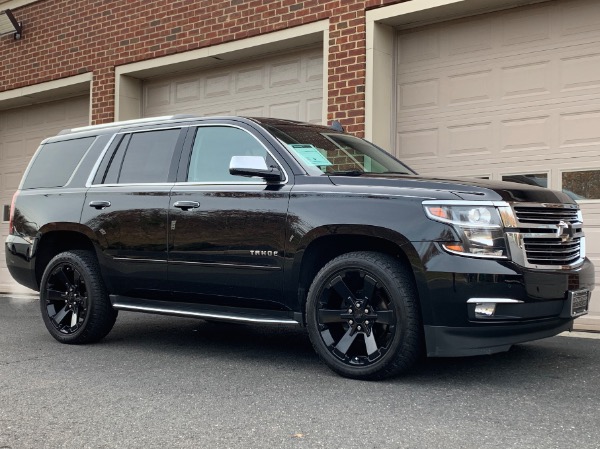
left=81, top=127, right=187, bottom=298
left=168, top=123, right=291, bottom=305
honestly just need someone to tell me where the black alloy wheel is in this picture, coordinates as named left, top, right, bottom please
left=307, top=251, right=422, bottom=380
left=40, top=250, right=117, bottom=344
left=45, top=263, right=88, bottom=334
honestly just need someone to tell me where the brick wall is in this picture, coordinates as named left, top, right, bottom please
left=0, top=0, right=408, bottom=135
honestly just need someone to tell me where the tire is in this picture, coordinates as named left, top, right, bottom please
left=306, top=251, right=422, bottom=380
left=40, top=250, right=118, bottom=344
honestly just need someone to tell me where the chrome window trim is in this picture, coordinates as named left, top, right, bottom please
left=87, top=123, right=289, bottom=187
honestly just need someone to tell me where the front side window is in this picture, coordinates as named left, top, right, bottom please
left=187, top=126, right=270, bottom=183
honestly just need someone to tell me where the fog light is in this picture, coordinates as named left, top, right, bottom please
left=474, top=303, right=496, bottom=318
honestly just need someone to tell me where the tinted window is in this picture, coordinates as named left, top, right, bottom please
left=101, top=135, right=129, bottom=185
left=118, top=129, right=181, bottom=184
left=187, top=126, right=268, bottom=183
left=93, top=134, right=127, bottom=185
left=23, top=137, right=96, bottom=189
left=264, top=124, right=413, bottom=175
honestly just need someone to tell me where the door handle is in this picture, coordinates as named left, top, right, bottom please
left=89, top=200, right=111, bottom=210
left=173, top=201, right=200, bottom=211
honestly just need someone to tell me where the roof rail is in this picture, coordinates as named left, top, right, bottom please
left=58, top=114, right=199, bottom=135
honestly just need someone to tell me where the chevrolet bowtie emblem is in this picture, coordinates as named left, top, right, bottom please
left=557, top=220, right=575, bottom=242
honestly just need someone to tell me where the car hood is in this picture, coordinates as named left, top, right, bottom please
left=327, top=173, right=575, bottom=204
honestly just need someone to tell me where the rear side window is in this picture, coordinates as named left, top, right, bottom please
left=99, top=129, right=181, bottom=184
left=22, top=137, right=96, bottom=189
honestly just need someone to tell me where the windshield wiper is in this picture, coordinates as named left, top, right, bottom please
left=327, top=170, right=364, bottom=176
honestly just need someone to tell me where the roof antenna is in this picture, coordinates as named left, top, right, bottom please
left=330, top=120, right=344, bottom=132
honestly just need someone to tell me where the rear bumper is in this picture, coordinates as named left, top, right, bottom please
left=5, top=235, right=38, bottom=291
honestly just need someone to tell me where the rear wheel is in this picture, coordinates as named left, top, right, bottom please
left=306, top=251, right=422, bottom=380
left=40, top=250, right=117, bottom=344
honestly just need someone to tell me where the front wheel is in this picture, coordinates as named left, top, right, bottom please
left=40, top=250, right=117, bottom=344
left=306, top=252, right=422, bottom=380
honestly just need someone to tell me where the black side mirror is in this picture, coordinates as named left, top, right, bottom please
left=229, top=156, right=282, bottom=182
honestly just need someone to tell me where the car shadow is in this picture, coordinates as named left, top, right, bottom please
left=102, top=312, right=598, bottom=383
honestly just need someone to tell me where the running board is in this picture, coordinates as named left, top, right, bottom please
left=110, top=295, right=300, bottom=325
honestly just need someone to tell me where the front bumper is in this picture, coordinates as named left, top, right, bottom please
left=424, top=318, right=573, bottom=357
left=412, top=242, right=595, bottom=357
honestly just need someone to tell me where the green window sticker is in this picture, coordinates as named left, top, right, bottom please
left=287, top=144, right=332, bottom=166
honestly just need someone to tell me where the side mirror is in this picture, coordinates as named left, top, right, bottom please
left=229, top=156, right=282, bottom=182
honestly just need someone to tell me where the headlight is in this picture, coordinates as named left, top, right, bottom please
left=423, top=202, right=508, bottom=259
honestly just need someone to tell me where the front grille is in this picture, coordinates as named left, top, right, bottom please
left=523, top=237, right=581, bottom=266
left=514, top=206, right=579, bottom=225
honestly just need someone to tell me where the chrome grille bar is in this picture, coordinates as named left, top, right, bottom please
left=505, top=203, right=585, bottom=270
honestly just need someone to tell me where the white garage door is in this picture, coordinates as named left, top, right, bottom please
left=395, top=0, right=600, bottom=323
left=143, top=46, right=323, bottom=123
left=0, top=96, right=89, bottom=294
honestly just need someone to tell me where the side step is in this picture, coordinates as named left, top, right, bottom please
left=110, top=295, right=300, bottom=325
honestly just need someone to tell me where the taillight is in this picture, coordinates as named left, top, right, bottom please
left=8, top=191, right=18, bottom=235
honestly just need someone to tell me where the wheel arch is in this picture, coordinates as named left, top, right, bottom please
left=290, top=225, right=431, bottom=325
left=34, top=224, right=99, bottom=289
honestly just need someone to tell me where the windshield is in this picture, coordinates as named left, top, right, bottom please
left=264, top=124, right=415, bottom=176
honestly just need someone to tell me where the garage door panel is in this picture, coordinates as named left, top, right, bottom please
left=175, top=80, right=201, bottom=102
left=145, top=83, right=171, bottom=109
left=306, top=97, right=323, bottom=124
left=143, top=47, right=323, bottom=124
left=237, top=105, right=265, bottom=117
left=0, top=96, right=89, bottom=294
left=395, top=0, right=600, bottom=324
left=501, top=5, right=551, bottom=47
left=236, top=67, right=264, bottom=93
left=559, top=0, right=600, bottom=38
left=269, top=102, right=300, bottom=121
left=269, top=59, right=302, bottom=87
left=205, top=73, right=232, bottom=97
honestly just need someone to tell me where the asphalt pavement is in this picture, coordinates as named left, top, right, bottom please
left=1, top=294, right=599, bottom=449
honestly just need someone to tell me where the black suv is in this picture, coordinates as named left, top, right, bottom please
left=5, top=115, right=594, bottom=379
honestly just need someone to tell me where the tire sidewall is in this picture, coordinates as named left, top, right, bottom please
left=40, top=252, right=96, bottom=343
left=306, top=252, right=418, bottom=379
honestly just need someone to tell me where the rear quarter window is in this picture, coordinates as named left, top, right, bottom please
left=22, top=137, right=96, bottom=189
